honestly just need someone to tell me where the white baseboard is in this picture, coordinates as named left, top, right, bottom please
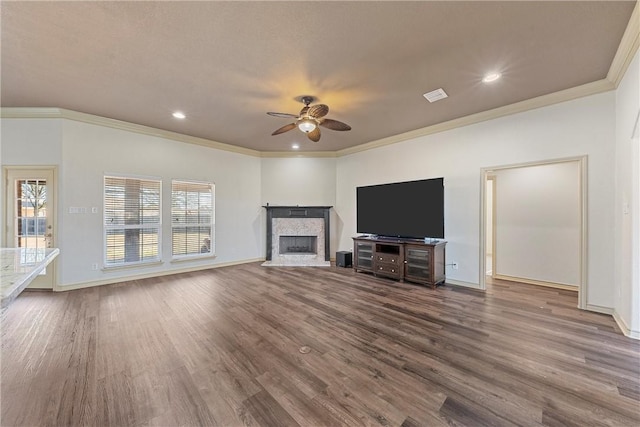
left=494, top=274, right=578, bottom=291
left=613, top=310, right=640, bottom=340
left=445, top=279, right=482, bottom=290
left=585, top=304, right=614, bottom=315
left=55, top=258, right=264, bottom=291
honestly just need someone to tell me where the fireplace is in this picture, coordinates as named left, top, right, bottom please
left=262, top=206, right=331, bottom=267
left=279, top=236, right=317, bottom=254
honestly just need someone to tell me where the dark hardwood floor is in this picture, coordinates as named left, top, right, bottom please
left=1, top=263, right=639, bottom=426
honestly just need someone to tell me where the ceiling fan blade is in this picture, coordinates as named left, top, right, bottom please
left=320, top=118, right=351, bottom=131
left=271, top=123, right=297, bottom=135
left=308, top=104, right=329, bottom=119
left=267, top=112, right=298, bottom=119
left=307, top=127, right=321, bottom=142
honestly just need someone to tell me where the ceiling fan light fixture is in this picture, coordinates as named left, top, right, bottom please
left=297, top=118, right=317, bottom=133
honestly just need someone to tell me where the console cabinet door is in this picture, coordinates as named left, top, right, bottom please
left=404, top=245, right=432, bottom=283
left=354, top=240, right=374, bottom=271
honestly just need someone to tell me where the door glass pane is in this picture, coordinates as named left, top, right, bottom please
left=15, top=179, right=48, bottom=272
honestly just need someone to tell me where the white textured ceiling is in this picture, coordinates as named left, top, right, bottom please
left=1, top=1, right=636, bottom=152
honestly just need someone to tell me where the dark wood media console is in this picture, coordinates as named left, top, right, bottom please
left=352, top=236, right=446, bottom=288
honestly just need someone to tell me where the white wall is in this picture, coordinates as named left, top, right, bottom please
left=336, top=91, right=616, bottom=309
left=260, top=157, right=341, bottom=255
left=614, top=49, right=640, bottom=337
left=1, top=118, right=64, bottom=165
left=493, top=162, right=581, bottom=287
left=1, top=118, right=263, bottom=288
left=261, top=157, right=336, bottom=207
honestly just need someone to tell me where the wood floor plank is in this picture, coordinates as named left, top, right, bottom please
left=319, top=349, right=449, bottom=424
left=2, top=263, right=639, bottom=426
left=241, top=389, right=300, bottom=427
left=255, top=369, right=346, bottom=426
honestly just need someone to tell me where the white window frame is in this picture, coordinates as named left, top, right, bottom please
left=171, top=179, right=215, bottom=259
left=103, top=175, right=162, bottom=268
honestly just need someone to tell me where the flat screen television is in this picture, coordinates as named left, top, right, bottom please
left=357, top=177, right=444, bottom=239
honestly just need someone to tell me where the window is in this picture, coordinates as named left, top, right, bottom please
left=171, top=180, right=214, bottom=257
left=20, top=217, right=47, bottom=235
left=104, top=176, right=161, bottom=266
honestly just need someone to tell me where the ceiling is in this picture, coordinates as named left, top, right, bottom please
left=1, top=1, right=636, bottom=153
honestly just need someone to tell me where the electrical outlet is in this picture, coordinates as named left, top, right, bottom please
left=452, top=262, right=459, bottom=270
left=91, top=263, right=99, bottom=271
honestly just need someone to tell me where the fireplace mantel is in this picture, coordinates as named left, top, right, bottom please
left=263, top=206, right=332, bottom=262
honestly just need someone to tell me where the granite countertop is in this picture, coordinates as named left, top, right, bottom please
left=0, top=248, right=60, bottom=308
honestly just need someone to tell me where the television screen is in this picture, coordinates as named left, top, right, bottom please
left=357, top=178, right=444, bottom=239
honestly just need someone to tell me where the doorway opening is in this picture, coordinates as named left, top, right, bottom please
left=480, top=157, right=587, bottom=309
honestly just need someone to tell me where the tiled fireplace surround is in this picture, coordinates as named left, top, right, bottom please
left=262, top=206, right=331, bottom=267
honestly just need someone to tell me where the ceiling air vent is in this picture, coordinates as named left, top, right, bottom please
left=423, top=88, right=448, bottom=103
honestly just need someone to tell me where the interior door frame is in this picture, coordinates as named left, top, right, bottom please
left=3, top=165, right=59, bottom=289
left=479, top=156, right=587, bottom=310
left=485, top=175, right=496, bottom=277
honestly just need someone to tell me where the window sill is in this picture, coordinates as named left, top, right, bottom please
left=171, top=254, right=217, bottom=263
left=101, top=260, right=163, bottom=272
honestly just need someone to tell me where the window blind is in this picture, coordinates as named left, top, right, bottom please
left=171, top=180, right=214, bottom=257
left=104, top=176, right=161, bottom=266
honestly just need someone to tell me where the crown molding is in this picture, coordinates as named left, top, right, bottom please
left=0, top=107, right=340, bottom=159
left=607, top=0, right=639, bottom=88
left=0, top=107, right=262, bottom=157
left=260, top=151, right=337, bottom=158
left=1, top=107, right=62, bottom=119
left=336, top=79, right=614, bottom=157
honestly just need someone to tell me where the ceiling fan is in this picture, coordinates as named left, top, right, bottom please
left=267, top=96, right=351, bottom=142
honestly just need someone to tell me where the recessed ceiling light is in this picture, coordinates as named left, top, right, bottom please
left=172, top=111, right=186, bottom=119
left=482, top=72, right=502, bottom=83
left=292, top=144, right=300, bottom=150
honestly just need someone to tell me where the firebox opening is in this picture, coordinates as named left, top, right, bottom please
left=279, top=236, right=318, bottom=255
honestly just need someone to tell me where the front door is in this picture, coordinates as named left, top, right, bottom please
left=4, top=167, right=57, bottom=289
